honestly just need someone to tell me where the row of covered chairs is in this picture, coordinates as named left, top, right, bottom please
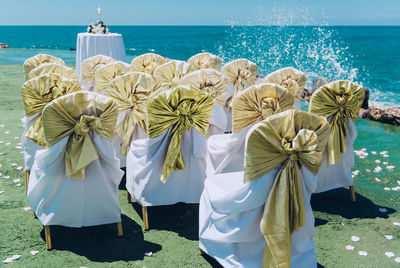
left=21, top=53, right=365, bottom=267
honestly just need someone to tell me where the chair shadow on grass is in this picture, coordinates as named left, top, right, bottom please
left=311, top=187, right=396, bottom=219
left=39, top=214, right=161, bottom=262
left=131, top=201, right=199, bottom=241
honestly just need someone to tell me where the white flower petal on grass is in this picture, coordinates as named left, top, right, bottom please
left=351, top=236, right=360, bottom=242
left=0, top=173, right=2, bottom=177
left=10, top=255, right=21, bottom=260
left=385, top=252, right=395, bottom=258
left=15, top=145, right=22, bottom=150
left=13, top=179, right=20, bottom=183
left=387, top=166, right=395, bottom=170
left=0, top=190, right=4, bottom=194
left=144, top=252, right=153, bottom=257
left=3, top=175, right=10, bottom=179
left=359, top=156, right=365, bottom=159
left=379, top=208, right=387, bottom=213
left=15, top=183, right=21, bottom=187
left=14, top=136, right=18, bottom=140
left=0, top=124, right=4, bottom=127
left=383, top=155, right=389, bottom=158
left=393, top=222, right=400, bottom=226
left=371, top=151, right=377, bottom=155
left=383, top=162, right=388, bottom=165
left=392, top=187, right=400, bottom=191
left=380, top=151, right=388, bottom=155
left=384, top=187, right=391, bottom=191
left=16, top=166, right=23, bottom=171
left=11, top=163, right=17, bottom=166
left=352, top=170, right=360, bottom=176
left=358, top=251, right=368, bottom=256
left=0, top=141, right=3, bottom=143
left=384, top=235, right=393, bottom=240
left=4, top=131, right=10, bottom=134
left=30, top=250, right=39, bottom=256
left=346, top=245, right=355, bottom=251
left=375, top=160, right=381, bottom=164
left=365, top=169, right=371, bottom=173
left=397, top=181, right=400, bottom=185
left=375, top=178, right=381, bottom=182
left=374, top=166, right=382, bottom=173
left=5, top=142, right=10, bottom=146
left=0, top=152, right=4, bottom=155
left=2, top=258, right=13, bottom=264
left=395, top=257, right=400, bottom=263
left=23, top=207, right=31, bottom=211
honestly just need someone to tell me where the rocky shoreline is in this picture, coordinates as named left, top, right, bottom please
left=0, top=43, right=9, bottom=48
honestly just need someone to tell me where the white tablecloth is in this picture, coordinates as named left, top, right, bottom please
left=75, top=33, right=127, bottom=82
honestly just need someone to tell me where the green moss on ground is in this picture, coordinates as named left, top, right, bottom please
left=0, top=65, right=399, bottom=267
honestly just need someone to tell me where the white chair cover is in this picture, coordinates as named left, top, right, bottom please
left=27, top=133, right=123, bottom=227
left=21, top=113, right=42, bottom=170
left=199, top=166, right=318, bottom=268
left=126, top=128, right=208, bottom=206
left=314, top=119, right=356, bottom=193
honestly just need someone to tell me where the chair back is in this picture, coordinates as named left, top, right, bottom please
left=146, top=85, right=213, bottom=182
left=187, top=52, right=221, bottom=70
left=130, top=53, right=168, bottom=75
left=94, top=61, right=131, bottom=93
left=21, top=73, right=81, bottom=147
left=24, top=54, right=64, bottom=80
left=153, top=60, right=195, bottom=90
left=28, top=63, right=78, bottom=81
left=264, top=67, right=306, bottom=103
left=309, top=80, right=364, bottom=165
left=232, top=83, right=294, bottom=133
left=80, top=55, right=116, bottom=85
left=42, top=91, right=118, bottom=178
left=244, top=109, right=330, bottom=268
left=107, top=72, right=159, bottom=155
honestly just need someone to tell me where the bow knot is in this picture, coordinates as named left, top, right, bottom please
left=74, top=115, right=101, bottom=136
left=261, top=97, right=279, bottom=118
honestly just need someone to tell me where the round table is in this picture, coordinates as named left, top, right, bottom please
left=75, top=32, right=127, bottom=82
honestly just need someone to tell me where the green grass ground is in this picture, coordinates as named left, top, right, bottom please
left=0, top=64, right=399, bottom=267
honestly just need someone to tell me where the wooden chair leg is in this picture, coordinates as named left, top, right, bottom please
left=127, top=191, right=131, bottom=203
left=199, top=248, right=205, bottom=255
left=25, top=170, right=30, bottom=194
left=117, top=221, right=123, bottom=236
left=349, top=185, right=356, bottom=202
left=142, top=206, right=149, bottom=231
left=44, top=225, right=52, bottom=250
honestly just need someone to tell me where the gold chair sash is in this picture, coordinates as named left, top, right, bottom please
left=264, top=67, right=306, bottom=102
left=309, top=80, right=364, bottom=165
left=147, top=85, right=213, bottom=182
left=130, top=53, right=168, bottom=75
left=187, top=52, right=221, bottom=70
left=94, top=61, right=132, bottom=93
left=21, top=73, right=82, bottom=147
left=153, top=60, right=195, bottom=89
left=81, top=55, right=116, bottom=84
left=244, top=109, right=330, bottom=268
left=107, top=72, right=160, bottom=155
left=232, top=83, right=294, bottom=133
left=28, top=63, right=78, bottom=81
left=42, top=91, right=118, bottom=179
left=221, top=59, right=258, bottom=109
left=23, top=54, right=65, bottom=80
left=179, top=68, right=227, bottom=107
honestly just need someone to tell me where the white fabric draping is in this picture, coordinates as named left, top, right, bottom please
left=314, top=119, right=357, bottom=193
left=112, top=109, right=148, bottom=168
left=27, top=134, right=123, bottom=227
left=126, top=128, right=208, bottom=207
left=76, top=33, right=127, bottom=83
left=208, top=104, right=227, bottom=136
left=199, top=167, right=318, bottom=268
left=224, top=84, right=235, bottom=132
left=21, top=113, right=42, bottom=170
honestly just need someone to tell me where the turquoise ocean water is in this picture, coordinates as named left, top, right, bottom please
left=0, top=25, right=399, bottom=107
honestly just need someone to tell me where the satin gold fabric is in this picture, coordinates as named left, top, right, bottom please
left=153, top=60, right=195, bottom=89
left=107, top=72, right=160, bottom=155
left=221, top=59, right=258, bottom=109
left=244, top=109, right=330, bottom=268
left=28, top=63, right=78, bottom=81
left=264, top=67, right=307, bottom=102
left=309, top=80, right=364, bottom=165
left=42, top=91, right=118, bottom=178
left=187, top=52, right=221, bottom=70
left=147, top=85, right=213, bottom=182
left=232, top=83, right=294, bottom=133
left=130, top=53, right=168, bottom=75
left=23, top=54, right=65, bottom=80
left=21, top=73, right=82, bottom=147
left=94, top=61, right=132, bottom=93
left=81, top=55, right=116, bottom=84
left=179, top=68, right=227, bottom=107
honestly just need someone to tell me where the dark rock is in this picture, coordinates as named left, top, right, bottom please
left=312, top=78, right=331, bottom=91
left=0, top=43, right=9, bottom=48
left=301, top=88, right=313, bottom=102
left=256, top=74, right=265, bottom=79
left=359, top=106, right=400, bottom=126
left=70, top=48, right=76, bottom=51
left=361, top=87, right=369, bottom=109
